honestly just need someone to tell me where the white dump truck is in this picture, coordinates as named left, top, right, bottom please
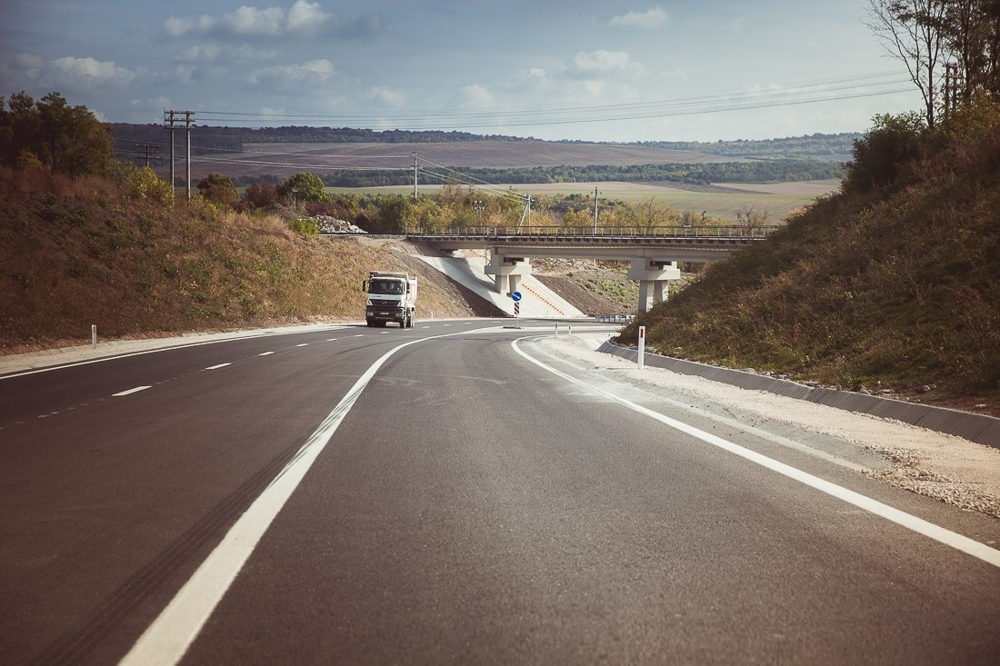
left=364, top=271, right=417, bottom=328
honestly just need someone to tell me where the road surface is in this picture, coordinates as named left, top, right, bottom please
left=1, top=319, right=999, bottom=665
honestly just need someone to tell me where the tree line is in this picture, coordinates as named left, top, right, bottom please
left=229, top=160, right=843, bottom=190
left=869, top=0, right=1000, bottom=127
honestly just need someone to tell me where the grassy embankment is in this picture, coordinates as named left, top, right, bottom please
left=616, top=129, right=1000, bottom=416
left=0, top=168, right=475, bottom=354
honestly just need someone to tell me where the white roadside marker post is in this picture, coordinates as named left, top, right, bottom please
left=92, top=325, right=97, bottom=349
left=638, top=325, right=645, bottom=369
left=555, top=323, right=559, bottom=337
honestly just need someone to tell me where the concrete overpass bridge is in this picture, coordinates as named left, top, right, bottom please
left=407, top=225, right=771, bottom=312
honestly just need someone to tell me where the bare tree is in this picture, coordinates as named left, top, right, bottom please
left=735, top=205, right=768, bottom=235
left=867, top=0, right=950, bottom=127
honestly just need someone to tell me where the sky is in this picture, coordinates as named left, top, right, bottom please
left=0, top=0, right=924, bottom=143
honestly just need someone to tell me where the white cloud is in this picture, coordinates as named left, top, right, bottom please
left=248, top=59, right=336, bottom=86
left=609, top=8, right=668, bottom=29
left=455, top=84, right=496, bottom=109
left=129, top=96, right=172, bottom=113
left=223, top=5, right=285, bottom=36
left=178, top=44, right=222, bottom=63
left=177, top=44, right=277, bottom=65
left=163, top=2, right=383, bottom=40
left=570, top=50, right=643, bottom=76
left=47, top=57, right=136, bottom=88
left=171, top=64, right=198, bottom=85
left=287, top=0, right=329, bottom=32
left=16, top=53, right=44, bottom=79
left=370, top=86, right=406, bottom=107
left=164, top=14, right=216, bottom=38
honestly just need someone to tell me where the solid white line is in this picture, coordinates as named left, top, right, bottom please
left=204, top=363, right=231, bottom=371
left=257, top=352, right=274, bottom=356
left=511, top=338, right=1000, bottom=569
left=112, top=386, right=152, bottom=397
left=118, top=336, right=426, bottom=666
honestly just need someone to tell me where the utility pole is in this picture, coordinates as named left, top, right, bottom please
left=412, top=151, right=418, bottom=200
left=184, top=111, right=193, bottom=201
left=165, top=110, right=176, bottom=198
left=516, top=194, right=533, bottom=232
left=164, top=110, right=195, bottom=200
left=134, top=143, right=159, bottom=168
left=593, top=186, right=599, bottom=234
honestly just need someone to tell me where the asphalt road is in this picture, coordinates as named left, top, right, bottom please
left=2, top=319, right=999, bottom=665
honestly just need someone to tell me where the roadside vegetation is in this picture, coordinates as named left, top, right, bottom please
left=616, top=101, right=1000, bottom=415
left=614, top=0, right=1000, bottom=416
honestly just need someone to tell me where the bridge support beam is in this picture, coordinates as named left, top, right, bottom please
left=628, top=258, right=680, bottom=312
left=484, top=252, right=531, bottom=295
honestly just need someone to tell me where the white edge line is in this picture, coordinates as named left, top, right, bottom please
left=112, top=386, right=152, bottom=397
left=511, top=337, right=1000, bottom=569
left=118, top=329, right=513, bottom=666
left=0, top=325, right=355, bottom=380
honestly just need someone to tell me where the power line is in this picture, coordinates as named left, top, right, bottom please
left=191, top=71, right=915, bottom=130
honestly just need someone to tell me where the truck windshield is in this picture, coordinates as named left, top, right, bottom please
left=370, top=279, right=404, bottom=295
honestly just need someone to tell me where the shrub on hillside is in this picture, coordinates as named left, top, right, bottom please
left=113, top=162, right=172, bottom=204
left=243, top=181, right=279, bottom=209
left=843, top=112, right=925, bottom=193
left=197, top=173, right=239, bottom=207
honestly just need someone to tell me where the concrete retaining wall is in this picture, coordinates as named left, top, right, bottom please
left=599, top=341, right=1000, bottom=450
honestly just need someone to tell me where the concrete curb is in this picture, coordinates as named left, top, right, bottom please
left=598, top=340, right=1000, bottom=451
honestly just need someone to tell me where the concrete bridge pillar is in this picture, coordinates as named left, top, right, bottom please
left=628, top=258, right=680, bottom=312
left=485, top=252, right=531, bottom=295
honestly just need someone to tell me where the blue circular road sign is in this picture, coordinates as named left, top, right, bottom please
left=511, top=291, right=522, bottom=302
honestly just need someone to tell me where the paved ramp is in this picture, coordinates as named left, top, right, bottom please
left=415, top=255, right=584, bottom=318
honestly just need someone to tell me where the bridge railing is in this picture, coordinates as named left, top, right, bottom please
left=409, top=225, right=772, bottom=239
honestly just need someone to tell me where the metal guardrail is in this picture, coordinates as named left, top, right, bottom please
left=594, top=314, right=636, bottom=323
left=408, top=225, right=772, bottom=240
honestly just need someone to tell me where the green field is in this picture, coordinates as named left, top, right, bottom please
left=329, top=179, right=841, bottom=223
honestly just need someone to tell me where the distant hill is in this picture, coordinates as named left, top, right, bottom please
left=110, top=124, right=845, bottom=187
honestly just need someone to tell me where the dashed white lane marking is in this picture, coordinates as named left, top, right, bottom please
left=258, top=352, right=274, bottom=356
left=204, top=363, right=231, bottom=371
left=296, top=343, right=308, bottom=347
left=113, top=386, right=152, bottom=397
left=354, top=334, right=364, bottom=337
left=326, top=338, right=338, bottom=342
left=119, top=336, right=427, bottom=666
left=512, top=337, right=1000, bottom=570
left=120, top=326, right=512, bottom=666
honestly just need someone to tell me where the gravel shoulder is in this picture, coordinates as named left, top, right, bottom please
left=540, top=332, right=1000, bottom=521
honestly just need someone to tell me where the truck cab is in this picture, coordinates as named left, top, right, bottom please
left=364, top=271, right=417, bottom=328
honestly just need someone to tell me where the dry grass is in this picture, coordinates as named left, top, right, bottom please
left=0, top=167, right=478, bottom=353
left=615, top=135, right=1000, bottom=417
